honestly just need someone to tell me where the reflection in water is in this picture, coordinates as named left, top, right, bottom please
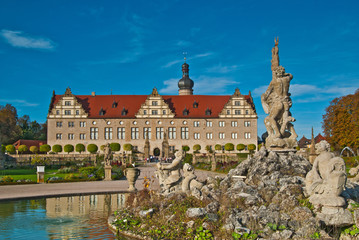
left=0, top=193, right=126, bottom=240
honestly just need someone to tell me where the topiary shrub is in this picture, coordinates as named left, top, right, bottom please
left=76, top=143, right=85, bottom=153
left=123, top=143, right=132, bottom=151
left=18, top=145, right=28, bottom=154
left=30, top=146, right=39, bottom=154
left=87, top=144, right=98, bottom=154
left=248, top=144, right=256, bottom=155
left=224, top=143, right=234, bottom=153
left=110, top=143, right=121, bottom=152
left=182, top=145, right=190, bottom=154
left=215, top=144, right=222, bottom=152
left=236, top=144, right=245, bottom=152
left=64, top=144, right=74, bottom=154
left=193, top=144, right=201, bottom=153
left=52, top=144, right=62, bottom=153
left=40, top=144, right=51, bottom=153
left=6, top=145, right=16, bottom=154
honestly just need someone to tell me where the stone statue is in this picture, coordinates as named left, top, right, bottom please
left=305, top=141, right=347, bottom=208
left=182, top=163, right=204, bottom=193
left=261, top=39, right=298, bottom=149
left=156, top=150, right=183, bottom=194
left=104, top=143, right=112, bottom=166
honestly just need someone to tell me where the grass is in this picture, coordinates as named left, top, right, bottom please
left=0, top=168, right=80, bottom=182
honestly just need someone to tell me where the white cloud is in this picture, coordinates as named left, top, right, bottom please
left=206, top=63, right=239, bottom=73
left=162, top=52, right=214, bottom=68
left=0, top=99, right=39, bottom=107
left=176, top=40, right=192, bottom=47
left=0, top=29, right=55, bottom=50
left=159, top=75, right=239, bottom=94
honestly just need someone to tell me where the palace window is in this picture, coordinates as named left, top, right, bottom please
left=64, top=110, right=71, bottom=115
left=90, top=128, right=98, bottom=140
left=68, top=133, right=74, bottom=140
left=194, top=133, right=200, bottom=140
left=246, top=110, right=249, bottom=115
left=80, top=121, right=86, bottom=127
left=245, top=132, right=251, bottom=139
left=168, top=127, right=176, bottom=139
left=152, top=101, right=158, bottom=106
left=65, top=101, right=71, bottom=106
left=206, top=133, right=213, bottom=139
left=80, top=133, right=86, bottom=140
left=56, top=122, right=62, bottom=127
left=152, top=110, right=158, bottom=115
left=156, top=127, right=164, bottom=139
left=181, top=127, right=189, bottom=139
left=163, top=110, right=166, bottom=115
left=231, top=121, right=238, bottom=127
left=206, top=121, right=212, bottom=127
left=117, top=127, right=125, bottom=140
left=235, top=110, right=241, bottom=115
left=68, top=122, right=74, bottom=128
left=219, top=133, right=225, bottom=139
left=244, top=121, right=251, bottom=127
left=105, top=127, right=113, bottom=140
left=56, top=110, right=60, bottom=115
left=169, top=146, right=175, bottom=152
left=231, top=133, right=238, bottom=139
left=143, top=110, right=147, bottom=115
left=227, top=110, right=230, bottom=114
left=131, top=127, right=139, bottom=140
left=56, top=133, right=62, bottom=140
left=143, top=127, right=151, bottom=139
left=194, top=121, right=200, bottom=127
left=205, top=108, right=211, bottom=116
left=235, top=101, right=240, bottom=106
left=219, top=121, right=225, bottom=127
left=76, top=110, right=79, bottom=115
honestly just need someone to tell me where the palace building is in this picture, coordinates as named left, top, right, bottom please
left=47, top=61, right=258, bottom=156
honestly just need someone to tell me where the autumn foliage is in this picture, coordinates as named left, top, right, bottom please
left=322, top=89, right=359, bottom=151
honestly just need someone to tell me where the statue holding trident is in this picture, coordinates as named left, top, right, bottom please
left=261, top=38, right=298, bottom=149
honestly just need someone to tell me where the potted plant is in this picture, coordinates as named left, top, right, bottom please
left=124, top=163, right=141, bottom=192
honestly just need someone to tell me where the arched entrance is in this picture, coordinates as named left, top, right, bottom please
left=153, top=148, right=160, bottom=157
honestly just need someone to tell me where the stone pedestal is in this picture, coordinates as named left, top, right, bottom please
left=211, top=157, right=217, bottom=172
left=104, top=165, right=112, bottom=181
left=37, top=166, right=45, bottom=183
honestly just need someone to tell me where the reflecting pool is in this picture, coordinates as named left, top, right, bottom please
left=0, top=193, right=127, bottom=240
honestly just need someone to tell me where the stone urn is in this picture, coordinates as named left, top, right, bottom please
left=124, top=167, right=141, bottom=192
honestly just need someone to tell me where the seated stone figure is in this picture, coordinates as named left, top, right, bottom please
left=305, top=141, right=347, bottom=208
left=156, top=151, right=183, bottom=194
left=182, top=163, right=204, bottom=193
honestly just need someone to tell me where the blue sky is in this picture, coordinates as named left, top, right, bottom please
left=0, top=0, right=358, bottom=139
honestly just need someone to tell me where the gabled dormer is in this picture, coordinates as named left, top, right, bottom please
left=135, top=88, right=175, bottom=118
left=219, top=88, right=257, bottom=118
left=48, top=87, right=88, bottom=119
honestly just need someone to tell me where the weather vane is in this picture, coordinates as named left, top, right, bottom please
left=183, top=52, right=187, bottom=63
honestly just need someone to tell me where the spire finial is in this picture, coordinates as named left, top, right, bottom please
left=183, top=52, right=187, bottom=63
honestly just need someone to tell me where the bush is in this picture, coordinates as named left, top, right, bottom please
left=248, top=144, right=256, bottom=154
left=0, top=176, right=14, bottom=182
left=182, top=145, right=190, bottom=153
left=225, top=143, right=234, bottom=152
left=1, top=144, right=5, bottom=153
left=40, top=144, right=51, bottom=153
left=236, top=144, right=245, bottom=152
left=52, top=144, right=62, bottom=153
left=87, top=144, right=98, bottom=154
left=18, top=145, right=28, bottom=154
left=184, top=153, right=193, bottom=165
left=79, top=166, right=104, bottom=180
left=100, top=145, right=105, bottom=151
left=112, top=165, right=124, bottom=180
left=205, top=145, right=213, bottom=153
left=214, top=144, right=222, bottom=151
left=237, top=153, right=249, bottom=159
left=124, top=144, right=132, bottom=151
left=31, top=155, right=50, bottom=165
left=64, top=144, right=74, bottom=154
left=30, top=146, right=39, bottom=154
left=6, top=145, right=15, bottom=154
left=110, top=143, right=121, bottom=152
left=193, top=144, right=201, bottom=153
left=76, top=143, right=85, bottom=153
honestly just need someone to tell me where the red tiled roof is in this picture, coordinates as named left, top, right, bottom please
left=13, top=139, right=47, bottom=149
left=314, top=134, right=326, bottom=143
left=52, top=94, right=252, bottom=118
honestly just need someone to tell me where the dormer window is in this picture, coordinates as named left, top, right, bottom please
left=205, top=108, right=211, bottom=116
left=112, top=101, right=118, bottom=108
left=99, top=107, right=105, bottom=116
left=121, top=107, right=127, bottom=116
left=144, top=110, right=147, bottom=115
left=235, top=101, right=240, bottom=106
left=183, top=107, right=189, bottom=116
left=193, top=101, right=198, bottom=108
left=65, top=101, right=71, bottom=106
left=152, top=101, right=158, bottom=106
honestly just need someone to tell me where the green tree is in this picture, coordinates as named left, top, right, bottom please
left=248, top=144, right=256, bottom=155
left=1, top=144, right=5, bottom=153
left=123, top=144, right=132, bottom=151
left=76, top=143, right=85, bottom=153
left=322, top=89, right=359, bottom=151
left=52, top=144, right=62, bottom=153
left=110, top=143, right=121, bottom=152
left=224, top=143, right=234, bottom=153
left=100, top=145, right=105, bottom=151
left=5, top=144, right=15, bottom=154
left=30, top=146, right=39, bottom=154
left=0, top=104, right=21, bottom=144
left=64, top=144, right=74, bottom=154
left=193, top=144, right=201, bottom=153
left=205, top=145, right=212, bottom=153
left=214, top=144, right=222, bottom=151
left=40, top=144, right=51, bottom=153
left=18, top=144, right=28, bottom=154
left=182, top=145, right=190, bottom=154
left=87, top=144, right=98, bottom=154
left=236, top=144, right=245, bottom=152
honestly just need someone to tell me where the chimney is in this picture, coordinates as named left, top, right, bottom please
left=91, top=92, right=96, bottom=97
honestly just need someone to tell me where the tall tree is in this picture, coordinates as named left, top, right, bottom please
left=322, top=89, right=359, bottom=152
left=0, top=104, right=21, bottom=144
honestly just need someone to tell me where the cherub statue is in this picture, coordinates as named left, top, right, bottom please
left=104, top=143, right=112, bottom=166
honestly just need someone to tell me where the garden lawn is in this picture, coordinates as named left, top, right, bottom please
left=0, top=169, right=80, bottom=182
